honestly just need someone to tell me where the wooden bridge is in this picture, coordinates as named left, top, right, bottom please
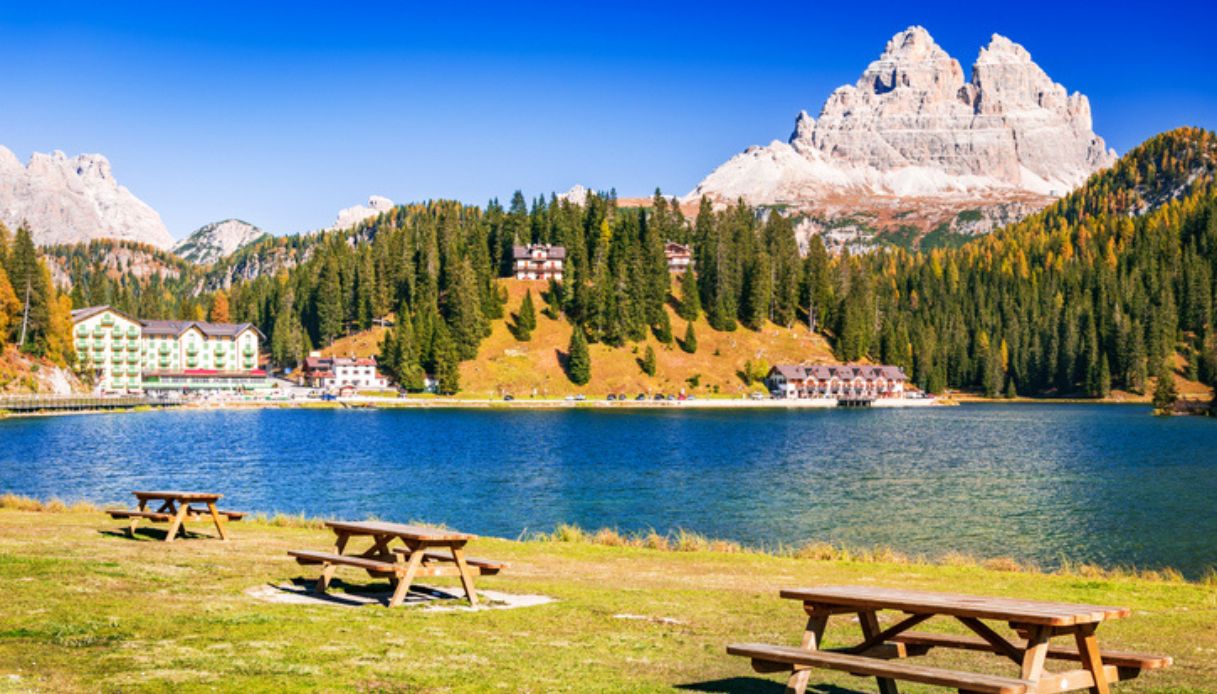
left=0, top=395, right=180, bottom=414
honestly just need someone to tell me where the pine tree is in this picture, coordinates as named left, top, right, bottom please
left=431, top=318, right=461, bottom=394
left=6, top=225, right=49, bottom=352
left=514, top=289, right=537, bottom=340
left=641, top=344, right=656, bottom=376
left=677, top=268, right=700, bottom=321
left=443, top=258, right=486, bottom=360
left=566, top=324, right=591, bottom=385
left=1152, top=360, right=1178, bottom=411
left=317, top=256, right=344, bottom=345
left=653, top=308, right=673, bottom=345
left=680, top=321, right=697, bottom=354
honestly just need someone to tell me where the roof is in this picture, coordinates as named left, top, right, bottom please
left=769, top=364, right=908, bottom=381
left=70, top=305, right=138, bottom=324
left=140, top=319, right=265, bottom=340
left=512, top=244, right=567, bottom=260
left=664, top=242, right=692, bottom=254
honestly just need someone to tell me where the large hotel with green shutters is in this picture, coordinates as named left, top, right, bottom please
left=70, top=306, right=269, bottom=394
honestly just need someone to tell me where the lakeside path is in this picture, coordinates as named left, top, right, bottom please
left=0, top=508, right=1211, bottom=692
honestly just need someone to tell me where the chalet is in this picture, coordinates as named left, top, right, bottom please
left=512, top=244, right=565, bottom=281
left=664, top=242, right=693, bottom=273
left=767, top=364, right=908, bottom=400
left=302, top=354, right=389, bottom=392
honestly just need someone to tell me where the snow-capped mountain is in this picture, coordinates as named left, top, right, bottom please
left=173, top=219, right=269, bottom=264
left=687, top=26, right=1116, bottom=250
left=0, top=146, right=173, bottom=249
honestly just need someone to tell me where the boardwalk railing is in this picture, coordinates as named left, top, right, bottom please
left=0, top=395, right=179, bottom=413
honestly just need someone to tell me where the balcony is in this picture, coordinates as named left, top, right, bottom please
left=158, top=345, right=171, bottom=355
left=127, top=326, right=139, bottom=337
left=100, top=314, right=114, bottom=326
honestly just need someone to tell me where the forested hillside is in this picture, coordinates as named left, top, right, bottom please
left=39, top=127, right=1217, bottom=401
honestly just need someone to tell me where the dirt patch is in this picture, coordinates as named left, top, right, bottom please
left=244, top=583, right=553, bottom=612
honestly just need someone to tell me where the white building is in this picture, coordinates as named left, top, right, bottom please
left=512, top=244, right=565, bottom=281
left=71, top=306, right=144, bottom=393
left=303, top=355, right=389, bottom=392
left=767, top=364, right=908, bottom=400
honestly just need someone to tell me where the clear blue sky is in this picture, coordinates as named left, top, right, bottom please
left=3, top=1, right=1214, bottom=239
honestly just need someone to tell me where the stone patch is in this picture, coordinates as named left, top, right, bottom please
left=244, top=583, right=553, bottom=612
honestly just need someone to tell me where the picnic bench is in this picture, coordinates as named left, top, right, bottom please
left=106, top=491, right=241, bottom=542
left=728, top=585, right=1170, bottom=694
left=288, top=520, right=508, bottom=607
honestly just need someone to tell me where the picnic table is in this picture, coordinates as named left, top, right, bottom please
left=728, top=585, right=1170, bottom=694
left=107, top=490, right=243, bottom=542
left=288, top=520, right=507, bottom=607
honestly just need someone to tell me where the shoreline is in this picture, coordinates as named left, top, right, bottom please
left=3, top=393, right=1181, bottom=418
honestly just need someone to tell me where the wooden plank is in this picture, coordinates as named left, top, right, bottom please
left=450, top=546, right=479, bottom=607
left=780, top=586, right=1128, bottom=626
left=133, top=491, right=223, bottom=503
left=389, top=549, right=425, bottom=608
left=287, top=550, right=399, bottom=573
left=1021, top=625, right=1051, bottom=681
left=324, top=520, right=473, bottom=542
left=957, top=617, right=1025, bottom=664
left=107, top=510, right=172, bottom=521
left=785, top=611, right=829, bottom=694
left=204, top=501, right=228, bottom=541
left=418, top=551, right=509, bottom=570
left=891, top=631, right=1172, bottom=670
left=727, top=643, right=1031, bottom=694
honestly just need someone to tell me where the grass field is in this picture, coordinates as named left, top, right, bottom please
left=0, top=504, right=1211, bottom=692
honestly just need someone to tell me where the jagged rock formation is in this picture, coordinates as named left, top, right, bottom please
left=0, top=146, right=173, bottom=249
left=687, top=26, right=1116, bottom=251
left=173, top=219, right=269, bottom=264
left=328, top=195, right=395, bottom=232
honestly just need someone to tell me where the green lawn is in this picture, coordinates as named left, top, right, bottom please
left=0, top=508, right=1211, bottom=692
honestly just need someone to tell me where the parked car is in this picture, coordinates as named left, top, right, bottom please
left=320, top=393, right=337, bottom=402
left=574, top=394, right=586, bottom=401
left=635, top=393, right=647, bottom=401
left=653, top=393, right=666, bottom=401
left=749, top=392, right=766, bottom=400
left=503, top=394, right=514, bottom=401
left=606, top=393, right=617, bottom=401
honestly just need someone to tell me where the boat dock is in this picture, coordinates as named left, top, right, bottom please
left=0, top=396, right=180, bottom=415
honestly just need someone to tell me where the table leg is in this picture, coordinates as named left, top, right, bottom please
left=859, top=611, right=900, bottom=694
left=334, top=530, right=350, bottom=554
left=1074, top=624, right=1111, bottom=694
left=786, top=606, right=829, bottom=694
left=389, top=546, right=425, bottom=608
left=128, top=498, right=148, bottom=537
left=314, top=563, right=337, bottom=595
left=450, top=544, right=478, bottom=607
left=163, top=501, right=189, bottom=543
left=205, top=501, right=228, bottom=541
left=1020, top=625, right=1052, bottom=681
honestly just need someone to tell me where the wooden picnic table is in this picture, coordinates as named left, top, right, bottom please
left=728, top=585, right=1170, bottom=694
left=107, top=490, right=241, bottom=542
left=289, top=520, right=507, bottom=607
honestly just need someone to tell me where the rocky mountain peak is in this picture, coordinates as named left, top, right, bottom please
left=0, top=145, right=173, bottom=249
left=689, top=26, right=1117, bottom=251
left=173, top=219, right=268, bottom=265
left=328, top=195, right=395, bottom=232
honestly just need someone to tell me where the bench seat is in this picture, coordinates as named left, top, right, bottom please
left=185, top=506, right=245, bottom=520
left=893, top=631, right=1173, bottom=670
left=287, top=550, right=400, bottom=574
left=107, top=509, right=172, bottom=521
left=400, top=549, right=508, bottom=573
left=728, top=643, right=1033, bottom=694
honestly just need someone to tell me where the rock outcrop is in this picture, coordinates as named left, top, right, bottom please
left=687, top=27, right=1116, bottom=251
left=0, top=146, right=173, bottom=249
left=173, top=219, right=269, bottom=264
left=328, top=195, right=395, bottom=232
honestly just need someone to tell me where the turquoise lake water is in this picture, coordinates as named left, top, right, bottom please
left=1, top=404, right=1214, bottom=576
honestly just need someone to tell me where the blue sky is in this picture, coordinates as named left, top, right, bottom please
left=3, top=1, right=1215, bottom=239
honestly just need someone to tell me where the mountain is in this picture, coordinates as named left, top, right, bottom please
left=173, top=219, right=269, bottom=265
left=687, top=26, right=1116, bottom=251
left=328, top=195, right=395, bottom=232
left=0, top=146, right=173, bottom=249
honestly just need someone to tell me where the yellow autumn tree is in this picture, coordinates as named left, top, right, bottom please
left=209, top=290, right=230, bottom=323
left=0, top=266, right=19, bottom=347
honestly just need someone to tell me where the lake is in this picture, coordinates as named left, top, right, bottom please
left=1, top=404, right=1214, bottom=576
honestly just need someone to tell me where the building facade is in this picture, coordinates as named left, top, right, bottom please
left=767, top=364, right=908, bottom=400
left=302, top=354, right=389, bottom=392
left=71, top=306, right=145, bottom=393
left=512, top=244, right=566, bottom=281
left=70, top=306, right=268, bottom=394
left=665, top=242, right=693, bottom=273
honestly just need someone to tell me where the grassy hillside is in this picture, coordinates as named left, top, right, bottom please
left=0, top=503, right=1209, bottom=692
left=464, top=279, right=834, bottom=398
